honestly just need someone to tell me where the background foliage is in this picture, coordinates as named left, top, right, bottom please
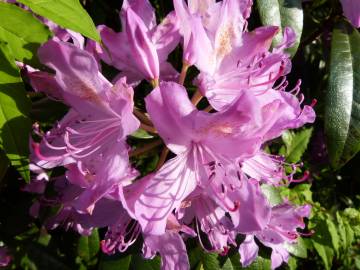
left=0, top=0, right=360, bottom=269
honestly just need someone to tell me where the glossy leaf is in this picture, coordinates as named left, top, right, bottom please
left=336, top=212, right=354, bottom=251
left=325, top=21, right=360, bottom=169
left=0, top=2, right=52, bottom=66
left=309, top=215, right=337, bottom=270
left=282, top=127, right=313, bottom=163
left=0, top=37, right=31, bottom=182
left=285, top=238, right=307, bottom=258
left=131, top=128, right=154, bottom=139
left=326, top=219, right=340, bottom=257
left=16, top=0, right=100, bottom=42
left=261, top=184, right=283, bottom=206
left=98, top=255, right=132, bottom=270
left=243, top=256, right=271, bottom=270
left=312, top=241, right=334, bottom=270
left=77, top=229, right=100, bottom=263
left=279, top=184, right=313, bottom=205
left=256, top=0, right=303, bottom=56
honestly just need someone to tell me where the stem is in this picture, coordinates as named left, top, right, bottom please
left=179, top=62, right=189, bottom=85
left=140, top=123, right=157, bottom=134
left=191, top=90, right=203, bottom=106
left=130, top=140, right=162, bottom=157
left=156, top=147, right=169, bottom=171
left=134, top=108, right=153, bottom=126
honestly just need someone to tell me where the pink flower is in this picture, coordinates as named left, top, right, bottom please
left=341, top=0, right=360, bottom=28
left=92, top=0, right=180, bottom=84
left=133, top=81, right=298, bottom=236
left=195, top=26, right=302, bottom=112
left=27, top=39, right=139, bottom=213
left=239, top=203, right=311, bottom=269
left=143, top=232, right=190, bottom=270
left=174, top=0, right=249, bottom=70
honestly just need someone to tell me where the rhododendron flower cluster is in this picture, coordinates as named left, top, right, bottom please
left=24, top=0, right=316, bottom=269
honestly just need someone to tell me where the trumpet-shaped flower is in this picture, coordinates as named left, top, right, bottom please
left=133, top=81, right=314, bottom=236
left=174, top=0, right=248, bottom=72
left=93, top=0, right=180, bottom=84
left=28, top=39, right=139, bottom=213
left=239, top=203, right=311, bottom=269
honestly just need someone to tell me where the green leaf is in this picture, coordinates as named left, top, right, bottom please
left=336, top=212, right=355, bottom=251
left=325, top=21, right=360, bottom=169
left=282, top=127, right=313, bottom=163
left=243, top=257, right=271, bottom=270
left=309, top=215, right=336, bottom=270
left=285, top=238, right=308, bottom=258
left=311, top=241, right=334, bottom=270
left=261, top=184, right=283, bottom=206
left=228, top=253, right=271, bottom=270
left=287, top=257, right=297, bottom=270
left=77, top=229, right=100, bottom=263
left=130, top=254, right=161, bottom=270
left=0, top=38, right=31, bottom=182
left=202, top=252, right=221, bottom=270
left=279, top=183, right=313, bottom=205
left=16, top=0, right=100, bottom=42
left=98, top=254, right=132, bottom=270
left=221, top=258, right=235, bottom=270
left=0, top=2, right=52, bottom=66
left=256, top=0, right=303, bottom=56
left=130, top=128, right=154, bottom=139
left=326, top=219, right=340, bottom=257
left=24, top=242, right=71, bottom=270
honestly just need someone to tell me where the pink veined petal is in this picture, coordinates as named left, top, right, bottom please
left=219, top=26, right=279, bottom=74
left=274, top=27, right=297, bottom=53
left=70, top=141, right=135, bottom=214
left=125, top=8, right=160, bottom=80
left=101, top=203, right=140, bottom=254
left=121, top=0, right=156, bottom=30
left=254, top=89, right=316, bottom=141
left=145, top=82, right=195, bottom=154
left=143, top=232, right=190, bottom=270
left=188, top=0, right=215, bottom=14
left=173, top=0, right=214, bottom=70
left=159, top=61, right=179, bottom=82
left=31, top=110, right=78, bottom=169
left=239, top=235, right=259, bottom=267
left=213, top=0, right=247, bottom=66
left=26, top=70, right=63, bottom=100
left=194, top=90, right=264, bottom=159
left=270, top=245, right=289, bottom=269
left=191, top=194, right=234, bottom=252
left=230, top=180, right=271, bottom=233
left=241, top=151, right=284, bottom=185
left=134, top=152, right=197, bottom=235
left=38, top=39, right=115, bottom=115
left=97, top=25, right=137, bottom=72
left=151, top=11, right=181, bottom=62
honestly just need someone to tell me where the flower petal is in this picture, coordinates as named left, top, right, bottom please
left=134, top=153, right=197, bottom=235
left=143, top=232, right=190, bottom=270
left=239, top=235, right=259, bottom=267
